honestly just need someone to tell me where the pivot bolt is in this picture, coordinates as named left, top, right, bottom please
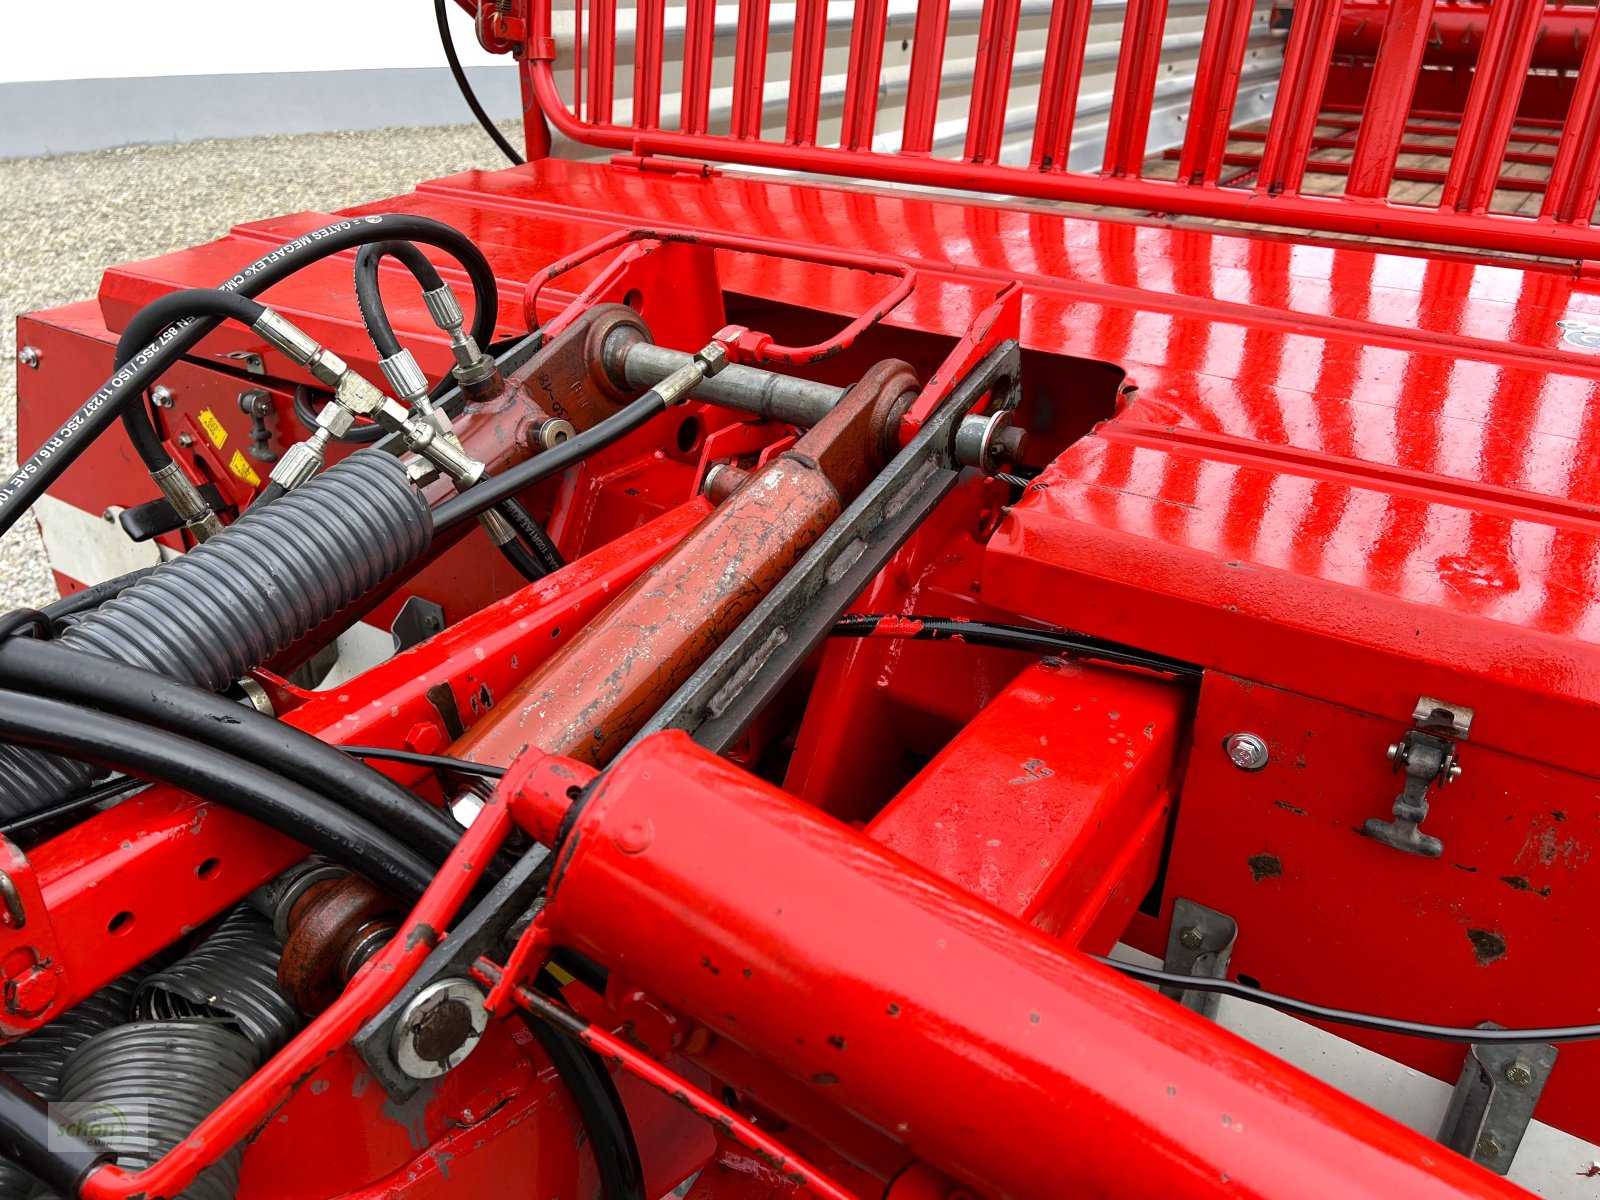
left=4, top=964, right=56, bottom=1017
left=1178, top=926, right=1205, bottom=951
left=393, top=978, right=489, bottom=1080
left=1223, top=732, right=1269, bottom=772
left=1504, top=1061, right=1534, bottom=1088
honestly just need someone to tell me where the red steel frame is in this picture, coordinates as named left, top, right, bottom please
left=516, top=0, right=1600, bottom=262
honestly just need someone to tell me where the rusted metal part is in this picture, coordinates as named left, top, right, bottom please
left=279, top=875, right=402, bottom=1015
left=489, top=303, right=645, bottom=437
left=453, top=360, right=920, bottom=770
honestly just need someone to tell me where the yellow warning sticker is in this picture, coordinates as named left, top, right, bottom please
left=198, top=409, right=228, bottom=449
left=228, top=451, right=261, bottom=488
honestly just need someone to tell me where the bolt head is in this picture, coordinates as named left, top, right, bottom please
left=1223, top=732, right=1269, bottom=772
left=151, top=386, right=175, bottom=409
left=1178, top=926, right=1205, bottom=951
left=1504, top=1061, right=1534, bottom=1088
left=176, top=432, right=194, bottom=448
left=16, top=346, right=40, bottom=369
left=1476, top=1135, right=1502, bottom=1160
left=4, top=965, right=56, bottom=1016
left=1386, top=742, right=1402, bottom=762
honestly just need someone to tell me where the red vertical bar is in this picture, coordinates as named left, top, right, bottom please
left=587, top=0, right=615, bottom=125
left=572, top=0, right=584, bottom=122
left=681, top=0, right=716, bottom=134
left=841, top=0, right=890, bottom=150
left=1030, top=0, right=1095, bottom=171
left=1343, top=0, right=1435, bottom=198
left=1542, top=5, right=1600, bottom=225
left=964, top=0, right=1023, bottom=165
left=1101, top=0, right=1171, bottom=178
left=1440, top=0, right=1543, bottom=214
left=730, top=0, right=771, bottom=140
left=1255, top=0, right=1342, bottom=197
left=1176, top=0, right=1256, bottom=185
left=786, top=0, right=829, bottom=146
left=901, top=0, right=952, bottom=154
left=632, top=0, right=665, bottom=130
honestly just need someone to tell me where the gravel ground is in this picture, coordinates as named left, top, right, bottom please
left=0, top=122, right=520, bottom=611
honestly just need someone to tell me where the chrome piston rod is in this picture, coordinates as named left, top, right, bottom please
left=605, top=331, right=844, bottom=427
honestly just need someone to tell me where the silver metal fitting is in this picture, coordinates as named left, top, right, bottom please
left=478, top=507, right=517, bottom=547
left=693, top=341, right=730, bottom=378
left=379, top=350, right=430, bottom=406
left=422, top=285, right=465, bottom=334
left=400, top=415, right=485, bottom=487
left=953, top=411, right=1026, bottom=472
left=269, top=432, right=328, bottom=492
left=16, top=346, right=40, bottom=370
left=334, top=371, right=388, bottom=417
left=534, top=417, right=575, bottom=449
left=253, top=310, right=322, bottom=367
left=1223, top=732, right=1270, bottom=772
left=150, top=385, right=175, bottom=409
left=392, top=978, right=489, bottom=1080
left=450, top=342, right=498, bottom=385
left=150, top=462, right=224, bottom=541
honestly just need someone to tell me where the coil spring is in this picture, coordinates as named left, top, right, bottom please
left=134, top=905, right=299, bottom=1061
left=0, top=450, right=432, bottom=820
left=0, top=974, right=143, bottom=1200
left=55, top=1021, right=256, bottom=1200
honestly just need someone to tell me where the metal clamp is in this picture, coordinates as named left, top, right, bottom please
left=1160, top=898, right=1237, bottom=1020
left=1438, top=1023, right=1556, bottom=1175
left=1364, top=696, right=1473, bottom=858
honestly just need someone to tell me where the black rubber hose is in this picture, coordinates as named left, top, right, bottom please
left=434, top=394, right=670, bottom=533
left=295, top=383, right=386, bottom=444
left=111, top=290, right=268, bottom=472
left=0, top=691, right=434, bottom=901
left=498, top=497, right=565, bottom=575
left=40, top=568, right=160, bottom=627
left=435, top=0, right=525, bottom=166
left=0, top=638, right=465, bottom=871
left=0, top=1067, right=112, bottom=1197
left=354, top=241, right=446, bottom=361
left=2, top=213, right=498, bottom=536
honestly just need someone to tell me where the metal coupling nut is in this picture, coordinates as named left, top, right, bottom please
left=478, top=507, right=517, bottom=547
left=422, top=285, right=465, bottom=334
left=693, top=340, right=730, bottom=378
left=253, top=309, right=323, bottom=368
left=451, top=344, right=499, bottom=386
left=380, top=350, right=431, bottom=405
left=269, top=435, right=326, bottom=492
left=304, top=348, right=350, bottom=390
left=334, top=370, right=388, bottom=416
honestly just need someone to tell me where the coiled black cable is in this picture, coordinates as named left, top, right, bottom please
left=2, top=213, right=499, bottom=536
left=0, top=691, right=434, bottom=901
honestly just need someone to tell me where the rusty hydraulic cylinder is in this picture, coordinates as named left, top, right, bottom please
left=453, top=360, right=918, bottom=769
left=509, top=732, right=1529, bottom=1200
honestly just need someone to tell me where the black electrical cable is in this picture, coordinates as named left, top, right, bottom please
left=434, top=393, right=670, bottom=532
left=831, top=614, right=1202, bottom=678
left=435, top=0, right=525, bottom=166
left=1096, top=956, right=1600, bottom=1044
left=0, top=691, right=433, bottom=902
left=111, top=290, right=268, bottom=472
left=0, top=775, right=145, bottom=838
left=339, top=746, right=507, bottom=779
left=3, top=213, right=498, bottom=537
left=0, top=638, right=467, bottom=872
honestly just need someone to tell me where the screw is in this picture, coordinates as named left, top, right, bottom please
left=150, top=386, right=174, bottom=409
left=1504, top=1061, right=1534, bottom=1088
left=1386, top=742, right=1402, bottom=761
left=16, top=346, right=40, bottom=369
left=1179, top=926, right=1205, bottom=951
left=1223, top=732, right=1269, bottom=772
left=176, top=432, right=194, bottom=448
left=1476, top=1135, right=1502, bottom=1160
left=4, top=964, right=57, bottom=1017
left=1446, top=761, right=1463, bottom=784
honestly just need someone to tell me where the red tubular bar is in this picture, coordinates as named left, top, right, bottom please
left=1176, top=0, right=1257, bottom=186
left=729, top=0, right=770, bottom=140
left=1543, top=7, right=1600, bottom=224
left=964, top=0, right=1023, bottom=166
left=632, top=0, right=665, bottom=129
left=1101, top=0, right=1171, bottom=179
left=841, top=0, right=890, bottom=151
left=1440, top=0, right=1544, bottom=215
left=900, top=0, right=951, bottom=155
left=1028, top=0, right=1094, bottom=171
left=785, top=0, right=829, bottom=147
left=1255, top=0, right=1342, bottom=196
left=1344, top=0, right=1436, bottom=200
left=680, top=0, right=716, bottom=135
left=80, top=794, right=515, bottom=1200
left=1335, top=0, right=1595, bottom=69
left=586, top=0, right=614, bottom=124
left=516, top=732, right=1529, bottom=1200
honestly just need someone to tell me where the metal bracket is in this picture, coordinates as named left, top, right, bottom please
left=1160, top=898, right=1237, bottom=1020
left=222, top=349, right=266, bottom=375
left=352, top=846, right=551, bottom=1101
left=627, top=340, right=1020, bottom=755
left=391, top=597, right=448, bottom=653
left=1363, top=696, right=1472, bottom=858
left=1438, top=1023, right=1556, bottom=1175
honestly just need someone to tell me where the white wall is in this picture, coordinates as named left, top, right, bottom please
left=0, top=1, right=500, bottom=83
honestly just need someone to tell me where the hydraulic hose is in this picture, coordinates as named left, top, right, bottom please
left=433, top=393, right=670, bottom=533
left=111, top=291, right=267, bottom=473
left=0, top=691, right=434, bottom=901
left=0, top=638, right=465, bottom=872
left=1, top=213, right=498, bottom=536
left=354, top=241, right=445, bottom=362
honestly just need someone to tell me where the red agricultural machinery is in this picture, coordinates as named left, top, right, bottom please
left=5, top=1, right=1600, bottom=1197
